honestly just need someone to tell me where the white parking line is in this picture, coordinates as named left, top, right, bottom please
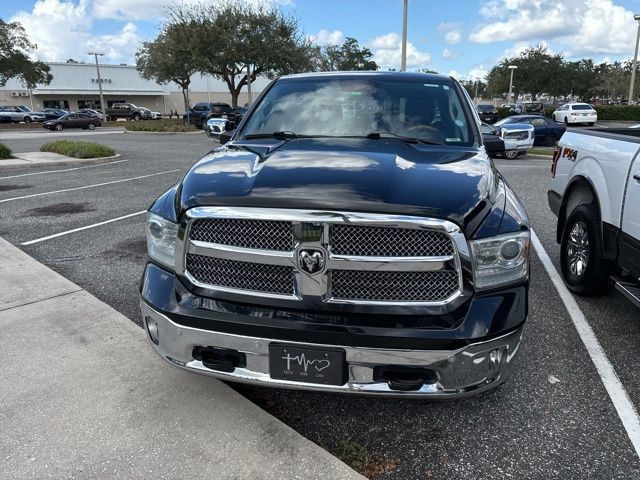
left=531, top=229, right=640, bottom=458
left=0, top=159, right=128, bottom=180
left=20, top=211, right=147, bottom=245
left=0, top=169, right=179, bottom=204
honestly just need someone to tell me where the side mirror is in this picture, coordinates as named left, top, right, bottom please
left=220, top=130, right=235, bottom=145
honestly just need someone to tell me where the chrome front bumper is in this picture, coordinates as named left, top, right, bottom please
left=141, top=301, right=524, bottom=398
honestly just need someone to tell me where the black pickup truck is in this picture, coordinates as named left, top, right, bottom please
left=105, top=103, right=150, bottom=121
left=140, top=72, right=530, bottom=397
left=183, top=102, right=232, bottom=129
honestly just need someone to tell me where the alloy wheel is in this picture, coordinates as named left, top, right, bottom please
left=567, top=221, right=589, bottom=277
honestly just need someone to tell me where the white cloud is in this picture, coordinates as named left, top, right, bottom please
left=471, top=0, right=637, bottom=57
left=369, top=32, right=431, bottom=69
left=11, top=0, right=92, bottom=62
left=308, top=29, right=345, bottom=46
left=442, top=48, right=457, bottom=59
left=444, top=30, right=462, bottom=45
left=11, top=0, right=143, bottom=64
left=92, top=0, right=292, bottom=20
left=448, top=65, right=489, bottom=81
left=87, top=22, right=144, bottom=63
left=92, top=0, right=164, bottom=20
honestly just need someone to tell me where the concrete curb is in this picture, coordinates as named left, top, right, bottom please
left=0, top=237, right=363, bottom=480
left=124, top=130, right=204, bottom=135
left=0, top=153, right=122, bottom=169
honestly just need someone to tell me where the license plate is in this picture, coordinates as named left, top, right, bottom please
left=269, top=344, right=347, bottom=386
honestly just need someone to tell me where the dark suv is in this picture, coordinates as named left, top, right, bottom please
left=184, top=102, right=232, bottom=129
left=476, top=104, right=498, bottom=123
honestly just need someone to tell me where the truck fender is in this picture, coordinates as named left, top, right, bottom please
left=557, top=175, right=616, bottom=260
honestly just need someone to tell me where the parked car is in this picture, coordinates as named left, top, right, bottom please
left=552, top=103, right=597, bottom=126
left=549, top=127, right=640, bottom=307
left=43, top=112, right=101, bottom=131
left=77, top=108, right=105, bottom=121
left=106, top=103, right=150, bottom=121
left=476, top=104, right=498, bottom=123
left=140, top=107, right=162, bottom=119
left=500, top=103, right=517, bottom=113
left=141, top=71, right=531, bottom=398
left=494, top=115, right=566, bottom=146
left=514, top=101, right=544, bottom=115
left=184, top=102, right=232, bottom=128
left=0, top=105, right=46, bottom=123
left=481, top=122, right=535, bottom=158
left=204, top=117, right=227, bottom=140
left=0, top=114, right=11, bottom=124
left=43, top=108, right=68, bottom=120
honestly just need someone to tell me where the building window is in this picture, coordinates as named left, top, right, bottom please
left=78, top=100, right=102, bottom=110
left=43, top=100, right=69, bottom=109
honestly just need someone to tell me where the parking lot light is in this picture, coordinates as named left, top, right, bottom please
left=628, top=15, right=640, bottom=105
left=508, top=65, right=517, bottom=104
left=88, top=52, right=106, bottom=114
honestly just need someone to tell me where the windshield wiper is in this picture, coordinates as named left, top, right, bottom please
left=364, top=132, right=443, bottom=145
left=244, top=131, right=325, bottom=140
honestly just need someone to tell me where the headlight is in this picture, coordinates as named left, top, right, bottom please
left=146, top=212, right=178, bottom=269
left=470, top=231, right=530, bottom=290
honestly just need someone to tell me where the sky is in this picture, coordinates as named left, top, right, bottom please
left=2, top=0, right=640, bottom=81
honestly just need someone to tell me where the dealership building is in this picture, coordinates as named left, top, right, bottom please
left=0, top=62, right=269, bottom=113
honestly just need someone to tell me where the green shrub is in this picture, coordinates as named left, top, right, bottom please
left=594, top=105, right=640, bottom=121
left=124, top=119, right=198, bottom=132
left=40, top=140, right=115, bottom=159
left=0, top=143, right=12, bottom=159
left=544, top=107, right=555, bottom=118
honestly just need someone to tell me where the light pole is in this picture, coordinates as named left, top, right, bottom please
left=474, top=78, right=479, bottom=102
left=400, top=0, right=408, bottom=71
left=629, top=14, right=640, bottom=104
left=88, top=52, right=106, bottom=115
left=507, top=65, right=517, bottom=104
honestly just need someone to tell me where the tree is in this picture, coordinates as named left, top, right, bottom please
left=318, top=37, right=378, bottom=71
left=486, top=45, right=565, bottom=101
left=460, top=79, right=486, bottom=99
left=167, top=1, right=315, bottom=107
left=136, top=21, right=200, bottom=112
left=0, top=19, right=52, bottom=88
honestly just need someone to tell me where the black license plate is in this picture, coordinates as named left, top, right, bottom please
left=269, top=344, right=347, bottom=386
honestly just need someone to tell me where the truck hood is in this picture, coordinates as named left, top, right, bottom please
left=179, top=138, right=498, bottom=233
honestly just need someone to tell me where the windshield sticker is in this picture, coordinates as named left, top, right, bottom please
left=423, top=84, right=440, bottom=88
left=446, top=138, right=461, bottom=142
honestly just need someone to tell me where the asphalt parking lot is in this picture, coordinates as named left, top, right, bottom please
left=1, top=129, right=640, bottom=479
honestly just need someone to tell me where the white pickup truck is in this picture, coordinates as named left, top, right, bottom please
left=548, top=128, right=640, bottom=307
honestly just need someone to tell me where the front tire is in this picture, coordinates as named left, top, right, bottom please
left=55, top=123, right=63, bottom=131
left=560, top=204, right=614, bottom=296
left=133, top=114, right=141, bottom=121
left=504, top=150, right=518, bottom=159
left=88, top=123, right=96, bottom=130
left=24, top=116, right=33, bottom=123
left=564, top=117, right=569, bottom=126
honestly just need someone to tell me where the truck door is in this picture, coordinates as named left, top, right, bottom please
left=620, top=155, right=640, bottom=275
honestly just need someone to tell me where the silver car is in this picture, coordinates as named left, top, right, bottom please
left=0, top=105, right=47, bottom=123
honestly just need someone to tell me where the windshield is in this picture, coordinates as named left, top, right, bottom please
left=241, top=77, right=475, bottom=146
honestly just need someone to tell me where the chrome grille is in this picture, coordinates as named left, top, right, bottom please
left=186, top=254, right=294, bottom=295
left=331, top=225, right=454, bottom=257
left=189, top=218, right=293, bottom=251
left=331, top=269, right=459, bottom=302
left=181, top=208, right=465, bottom=308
